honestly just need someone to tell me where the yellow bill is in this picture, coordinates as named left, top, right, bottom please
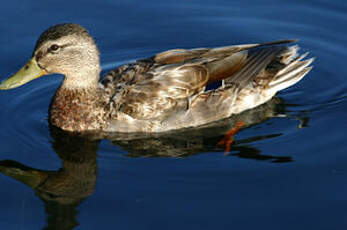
left=0, top=58, right=46, bottom=90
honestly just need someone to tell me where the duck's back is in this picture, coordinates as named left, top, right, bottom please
left=101, top=40, right=313, bottom=133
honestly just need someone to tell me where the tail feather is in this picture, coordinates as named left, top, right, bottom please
left=268, top=47, right=314, bottom=93
left=275, top=52, right=310, bottom=77
left=269, top=66, right=312, bottom=93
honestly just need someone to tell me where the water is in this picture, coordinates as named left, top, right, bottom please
left=0, top=0, right=347, bottom=229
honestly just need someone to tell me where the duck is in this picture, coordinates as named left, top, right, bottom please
left=0, top=23, right=313, bottom=133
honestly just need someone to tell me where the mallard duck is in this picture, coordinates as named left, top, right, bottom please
left=0, top=23, right=313, bottom=133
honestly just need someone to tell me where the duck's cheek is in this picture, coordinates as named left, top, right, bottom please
left=42, top=64, right=61, bottom=74
left=38, top=58, right=60, bottom=74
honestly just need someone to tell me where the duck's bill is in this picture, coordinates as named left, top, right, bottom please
left=0, top=58, right=46, bottom=90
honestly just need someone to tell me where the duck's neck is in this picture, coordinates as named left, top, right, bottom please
left=61, top=68, right=100, bottom=90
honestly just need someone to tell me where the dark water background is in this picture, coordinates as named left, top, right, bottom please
left=0, top=0, right=347, bottom=229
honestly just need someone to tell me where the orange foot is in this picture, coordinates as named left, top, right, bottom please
left=217, top=121, right=246, bottom=154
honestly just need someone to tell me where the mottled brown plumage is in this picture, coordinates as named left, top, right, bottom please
left=50, top=87, right=108, bottom=131
left=0, top=23, right=314, bottom=132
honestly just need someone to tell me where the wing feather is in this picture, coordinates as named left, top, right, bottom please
left=104, top=40, right=297, bottom=121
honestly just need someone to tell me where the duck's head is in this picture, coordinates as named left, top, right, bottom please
left=0, top=23, right=101, bottom=90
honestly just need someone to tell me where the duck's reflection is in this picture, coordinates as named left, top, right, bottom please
left=0, top=97, right=299, bottom=229
left=0, top=129, right=98, bottom=229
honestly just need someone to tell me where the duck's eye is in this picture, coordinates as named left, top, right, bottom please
left=49, top=44, right=60, bottom=53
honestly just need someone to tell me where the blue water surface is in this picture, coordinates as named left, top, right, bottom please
left=0, top=0, right=347, bottom=229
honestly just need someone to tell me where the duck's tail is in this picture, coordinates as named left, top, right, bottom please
left=266, top=45, right=314, bottom=94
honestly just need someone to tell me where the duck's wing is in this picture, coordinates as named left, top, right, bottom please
left=104, top=40, right=307, bottom=122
